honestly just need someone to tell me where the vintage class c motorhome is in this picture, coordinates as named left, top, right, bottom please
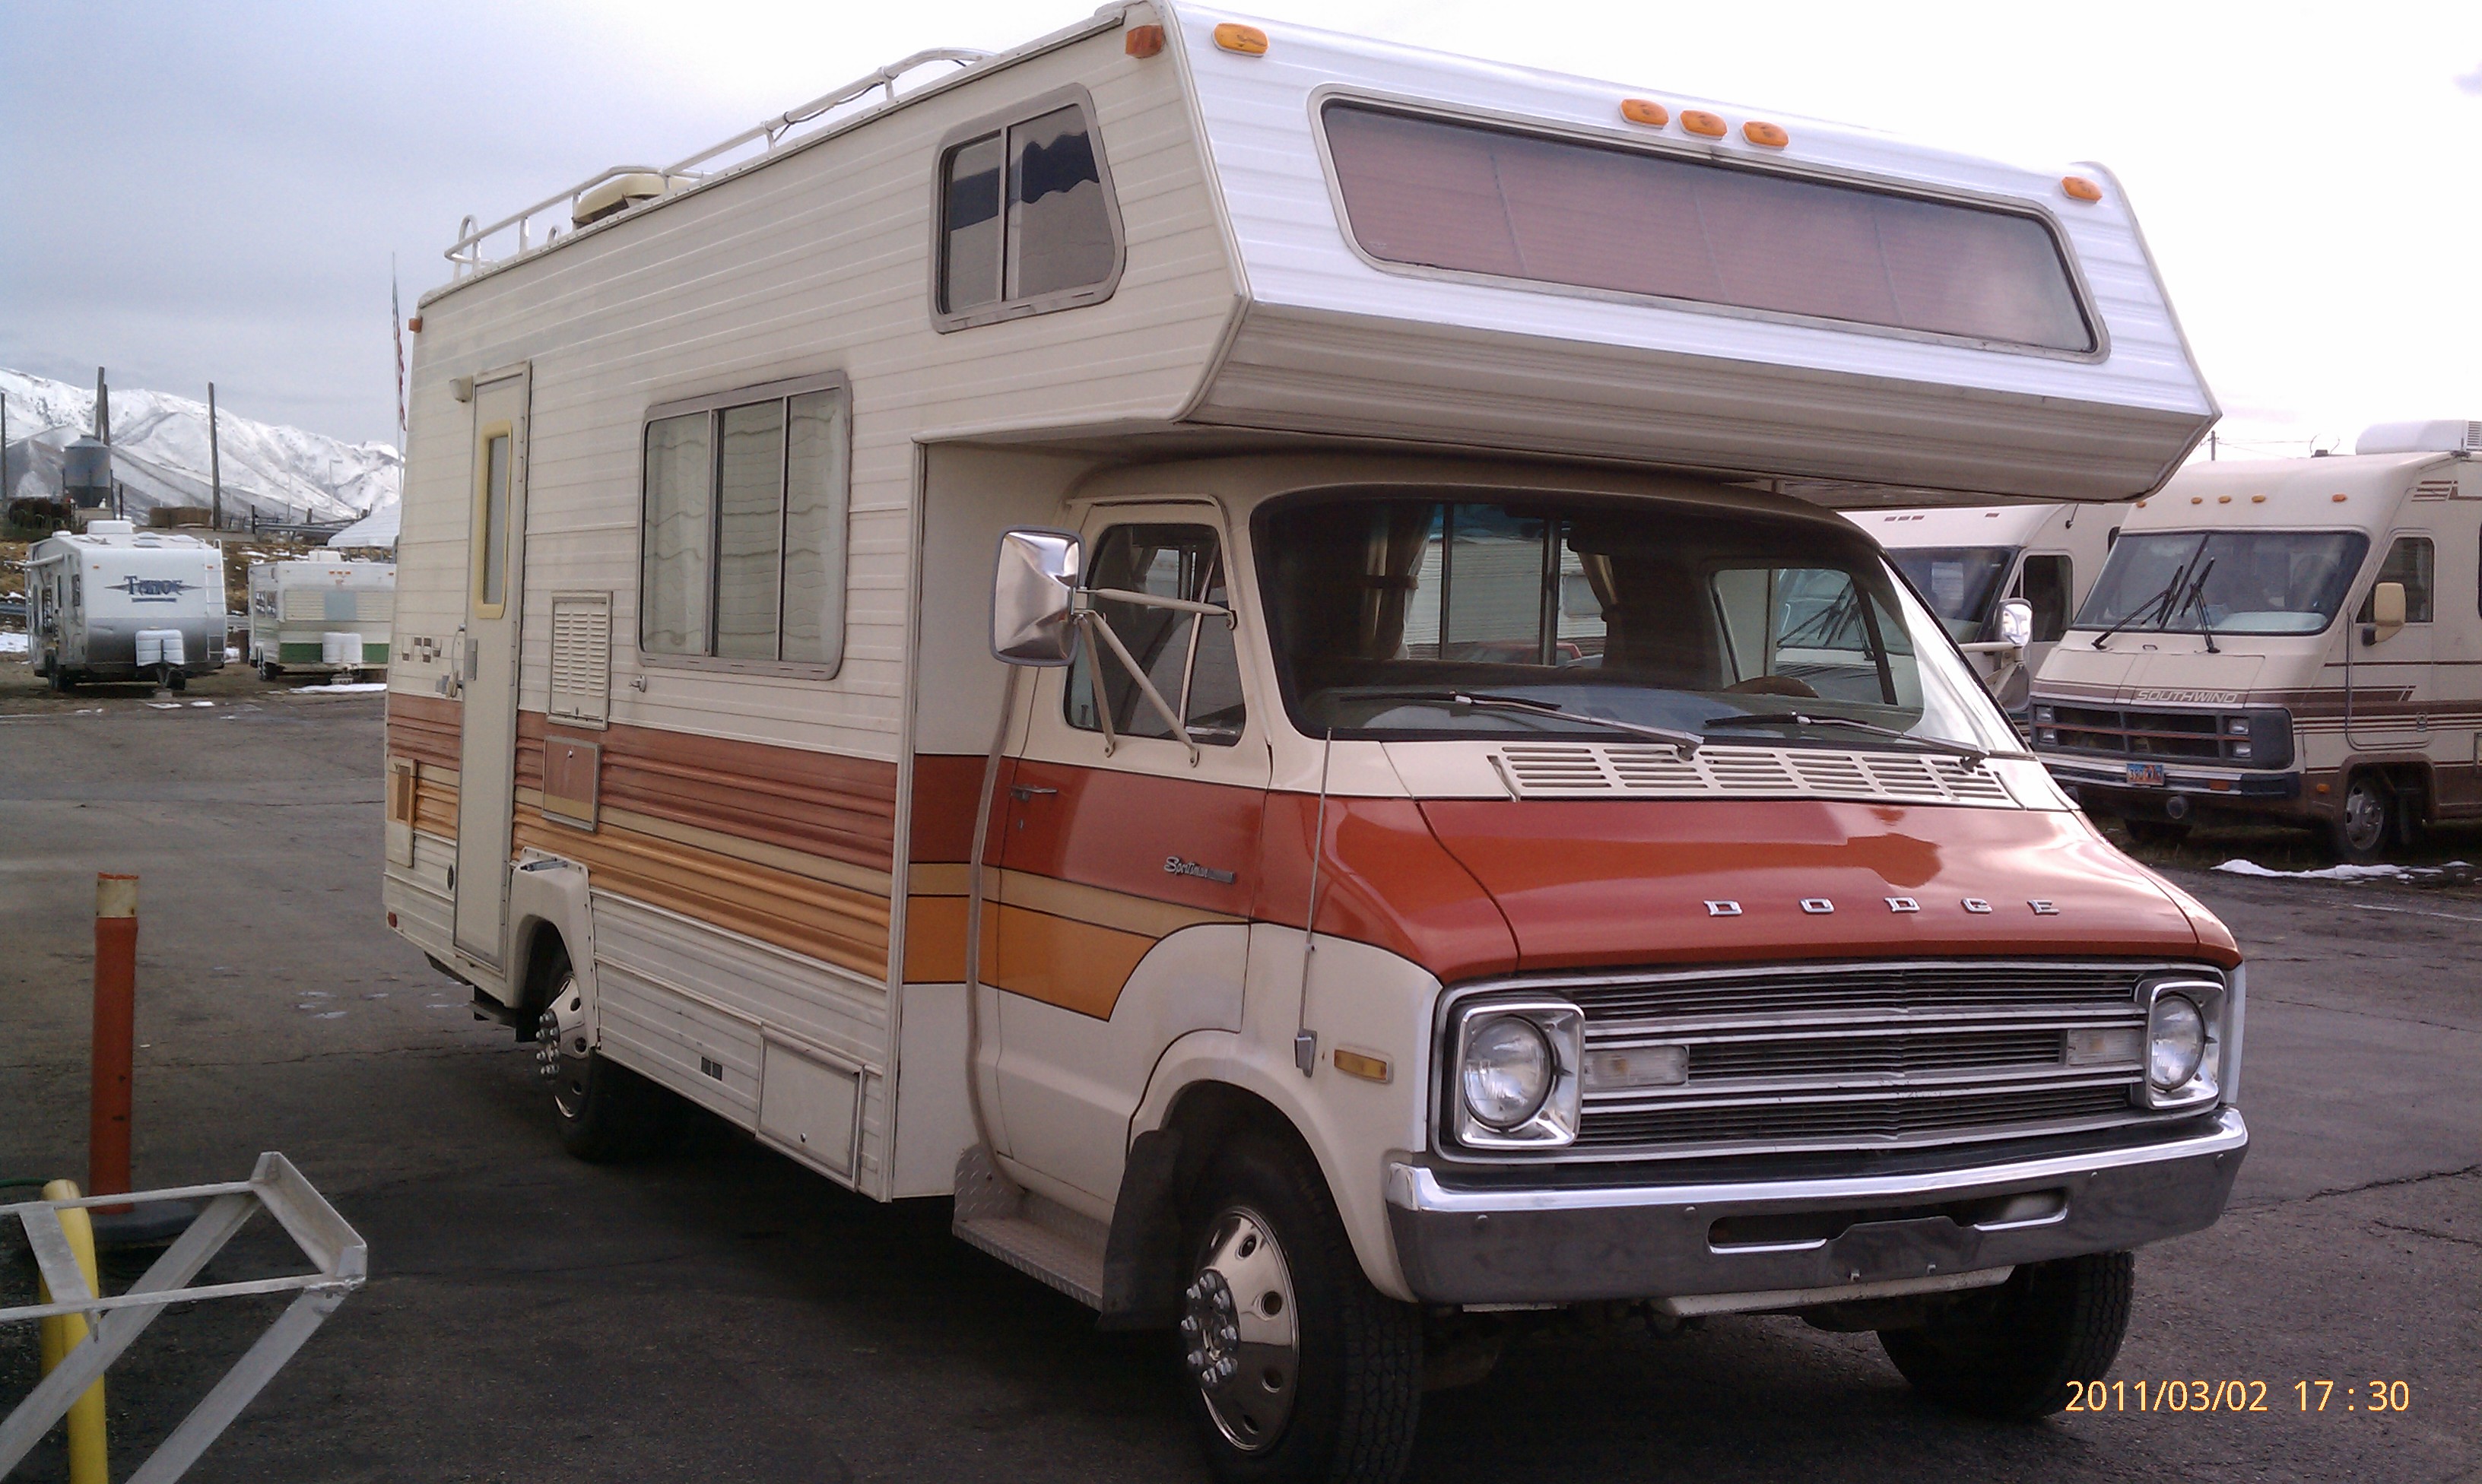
left=1852, top=503, right=2122, bottom=711
left=2033, top=420, right=2482, bottom=862
left=382, top=8, right=2248, bottom=1477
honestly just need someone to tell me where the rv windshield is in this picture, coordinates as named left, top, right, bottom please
left=2074, top=529, right=2369, bottom=637
left=1886, top=546, right=2017, bottom=642
left=1256, top=494, right=2023, bottom=755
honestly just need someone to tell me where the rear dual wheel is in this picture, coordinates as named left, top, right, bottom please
left=533, top=957, right=671, bottom=1161
left=1179, top=1133, right=1420, bottom=1484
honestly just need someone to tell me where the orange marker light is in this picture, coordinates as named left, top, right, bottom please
left=1125, top=24, right=1164, bottom=56
left=2251, top=494, right=2267, bottom=503
left=2062, top=176, right=2103, bottom=202
left=1620, top=98, right=1670, bottom=127
left=1743, top=120, right=1788, bottom=147
left=2190, top=496, right=2204, bottom=504
left=1213, top=22, right=1268, bottom=54
left=1681, top=109, right=1727, bottom=138
left=2217, top=494, right=2232, bottom=503
left=2331, top=493, right=2348, bottom=503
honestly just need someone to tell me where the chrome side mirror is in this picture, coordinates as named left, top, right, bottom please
left=992, top=528, right=1082, bottom=666
left=1995, top=598, right=2035, bottom=651
left=2364, top=580, right=2406, bottom=645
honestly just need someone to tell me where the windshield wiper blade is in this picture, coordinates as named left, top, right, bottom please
left=2092, top=535, right=2208, bottom=650
left=2176, top=556, right=2220, bottom=654
left=1389, top=691, right=1703, bottom=753
left=1702, top=710, right=1990, bottom=767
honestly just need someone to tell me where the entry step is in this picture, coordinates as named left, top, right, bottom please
left=953, top=1145, right=1106, bottom=1310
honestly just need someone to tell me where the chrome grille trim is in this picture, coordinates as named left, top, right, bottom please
left=1493, top=744, right=2019, bottom=807
left=1437, top=959, right=2222, bottom=1165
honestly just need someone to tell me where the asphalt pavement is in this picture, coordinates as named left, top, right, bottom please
left=1, top=688, right=2474, bottom=1482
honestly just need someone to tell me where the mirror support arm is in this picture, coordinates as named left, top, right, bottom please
left=1080, top=610, right=1200, bottom=764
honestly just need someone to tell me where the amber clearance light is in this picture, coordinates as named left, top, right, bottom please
left=1125, top=24, right=1164, bottom=57
left=1620, top=98, right=1670, bottom=127
left=1742, top=120, right=1788, bottom=147
left=2062, top=175, right=2103, bottom=202
left=1212, top=22, right=1268, bottom=54
left=1681, top=109, right=1727, bottom=138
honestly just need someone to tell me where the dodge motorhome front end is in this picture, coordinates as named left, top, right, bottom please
left=382, top=5, right=2246, bottom=1478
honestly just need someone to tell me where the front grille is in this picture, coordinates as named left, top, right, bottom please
left=2046, top=703, right=2227, bottom=760
left=1465, top=960, right=2205, bottom=1161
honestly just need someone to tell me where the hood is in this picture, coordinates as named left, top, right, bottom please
left=1414, top=797, right=2229, bottom=972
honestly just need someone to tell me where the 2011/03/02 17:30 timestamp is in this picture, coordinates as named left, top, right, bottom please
left=2066, top=1380, right=2414, bottom=1413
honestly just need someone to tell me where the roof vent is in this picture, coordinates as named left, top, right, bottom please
left=573, top=173, right=676, bottom=227
left=2354, top=420, right=2481, bottom=456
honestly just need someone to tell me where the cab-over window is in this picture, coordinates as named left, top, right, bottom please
left=935, top=90, right=1122, bottom=328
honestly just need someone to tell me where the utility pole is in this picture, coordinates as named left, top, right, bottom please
left=208, top=382, right=224, bottom=529
left=2209, top=430, right=2217, bottom=461
left=2, top=389, right=10, bottom=506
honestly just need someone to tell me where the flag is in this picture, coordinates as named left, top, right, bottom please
left=391, top=255, right=408, bottom=454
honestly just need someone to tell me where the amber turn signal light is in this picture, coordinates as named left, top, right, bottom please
left=2062, top=176, right=2103, bottom=202
left=1742, top=120, right=1788, bottom=147
left=1620, top=98, right=1670, bottom=127
left=1213, top=22, right=1268, bottom=54
left=1125, top=24, right=1164, bottom=57
left=1681, top=109, right=1727, bottom=138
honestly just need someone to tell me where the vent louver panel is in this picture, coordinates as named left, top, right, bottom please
left=1498, top=743, right=2015, bottom=807
left=549, top=594, right=612, bottom=725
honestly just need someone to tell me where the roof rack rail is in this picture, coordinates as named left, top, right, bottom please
left=445, top=46, right=990, bottom=277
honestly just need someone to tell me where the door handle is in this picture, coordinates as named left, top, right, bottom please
left=1008, top=785, right=1058, bottom=801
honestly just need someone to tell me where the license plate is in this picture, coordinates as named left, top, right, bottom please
left=2125, top=762, right=2166, bottom=787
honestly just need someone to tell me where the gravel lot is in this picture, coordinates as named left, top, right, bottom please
left=2, top=691, right=2474, bottom=1482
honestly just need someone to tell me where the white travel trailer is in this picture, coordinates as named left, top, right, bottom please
left=382, top=8, right=2244, bottom=1477
left=24, top=521, right=227, bottom=691
left=247, top=558, right=395, bottom=680
left=1851, top=503, right=2123, bottom=707
left=2033, top=420, right=2482, bottom=861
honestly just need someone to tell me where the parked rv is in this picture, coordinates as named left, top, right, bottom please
left=383, top=8, right=2246, bottom=1477
left=24, top=521, right=227, bottom=691
left=248, top=558, right=395, bottom=680
left=2033, top=420, right=2480, bottom=861
left=1852, top=503, right=2122, bottom=709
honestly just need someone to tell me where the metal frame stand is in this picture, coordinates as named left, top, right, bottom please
left=0, top=1153, right=367, bottom=1483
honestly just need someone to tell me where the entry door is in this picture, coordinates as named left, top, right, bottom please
left=990, top=512, right=1267, bottom=1203
left=452, top=369, right=531, bottom=969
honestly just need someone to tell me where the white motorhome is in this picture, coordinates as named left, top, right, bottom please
left=24, top=521, right=227, bottom=691
left=247, top=558, right=395, bottom=680
left=382, top=8, right=2247, bottom=1476
left=1851, top=503, right=2122, bottom=708
left=2033, top=420, right=2481, bottom=861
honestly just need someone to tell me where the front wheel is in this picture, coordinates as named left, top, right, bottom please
left=535, top=966, right=670, bottom=1162
left=2329, top=773, right=2397, bottom=864
left=1878, top=1251, right=2134, bottom=1420
left=2120, top=817, right=2189, bottom=848
left=1179, top=1133, right=1420, bottom=1483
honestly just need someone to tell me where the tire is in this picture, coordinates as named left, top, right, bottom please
left=533, top=956, right=671, bottom=1162
left=168, top=671, right=188, bottom=692
left=1878, top=1251, right=2134, bottom=1421
left=46, top=664, right=75, bottom=694
left=258, top=661, right=283, bottom=682
left=1177, top=1130, right=1420, bottom=1484
left=2328, top=773, right=2396, bottom=865
left=2121, top=817, right=2189, bottom=847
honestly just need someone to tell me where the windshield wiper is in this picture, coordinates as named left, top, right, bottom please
left=1701, top=711, right=1991, bottom=768
left=2176, top=556, right=2220, bottom=654
left=2092, top=535, right=2208, bottom=650
left=1388, top=691, right=1703, bottom=753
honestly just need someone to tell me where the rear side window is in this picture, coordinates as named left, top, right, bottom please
left=936, top=91, right=1121, bottom=327
left=2019, top=554, right=2071, bottom=642
left=2358, top=536, right=2434, bottom=624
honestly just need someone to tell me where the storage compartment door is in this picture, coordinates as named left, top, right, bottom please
left=758, top=1039, right=862, bottom=1181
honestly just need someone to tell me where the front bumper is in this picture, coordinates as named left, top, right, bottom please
left=1385, top=1108, right=2247, bottom=1305
left=2040, top=756, right=2302, bottom=805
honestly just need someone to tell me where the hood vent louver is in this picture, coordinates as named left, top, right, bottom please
left=1496, top=743, right=2017, bottom=807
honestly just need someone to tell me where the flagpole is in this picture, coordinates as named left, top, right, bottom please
left=392, top=256, right=408, bottom=462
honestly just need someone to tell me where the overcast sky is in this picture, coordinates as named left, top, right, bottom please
left=5, top=1, right=2477, bottom=456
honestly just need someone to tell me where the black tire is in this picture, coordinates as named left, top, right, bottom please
left=258, top=660, right=283, bottom=682
left=533, top=953, right=671, bottom=1162
left=1177, top=1130, right=1421, bottom=1484
left=1879, top=1251, right=2134, bottom=1421
left=168, top=671, right=188, bottom=692
left=2328, top=772, right=2396, bottom=865
left=46, top=664, right=75, bottom=694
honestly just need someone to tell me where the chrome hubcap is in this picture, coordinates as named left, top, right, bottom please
left=534, top=974, right=591, bottom=1119
left=2343, top=783, right=2387, bottom=852
left=1182, top=1207, right=1299, bottom=1452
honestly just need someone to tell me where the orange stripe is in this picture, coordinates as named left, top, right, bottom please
left=989, top=903, right=1155, bottom=1019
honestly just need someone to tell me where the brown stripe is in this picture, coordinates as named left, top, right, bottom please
left=387, top=691, right=462, bottom=769
left=909, top=753, right=995, bottom=866
left=512, top=801, right=892, bottom=978
left=415, top=772, right=459, bottom=839
left=516, top=712, right=897, bottom=873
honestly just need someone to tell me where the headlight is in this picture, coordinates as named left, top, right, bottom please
left=1461, top=1016, right=1551, bottom=1128
left=2148, top=994, right=2205, bottom=1089
left=1449, top=999, right=1582, bottom=1149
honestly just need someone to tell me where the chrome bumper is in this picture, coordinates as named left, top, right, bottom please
left=1385, top=1108, right=2248, bottom=1305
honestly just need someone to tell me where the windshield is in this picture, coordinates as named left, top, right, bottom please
left=2073, top=529, right=2369, bottom=636
left=1886, top=545, right=2018, bottom=642
left=1255, top=493, right=2023, bottom=755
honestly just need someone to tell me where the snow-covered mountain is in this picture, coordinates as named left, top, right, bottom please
left=1, top=368, right=398, bottom=524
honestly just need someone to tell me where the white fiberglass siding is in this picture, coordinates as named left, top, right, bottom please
left=397, top=23, right=1235, bottom=761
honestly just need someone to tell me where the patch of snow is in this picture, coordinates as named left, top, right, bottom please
left=290, top=680, right=389, bottom=694
left=2213, top=858, right=2472, bottom=883
left=0, top=632, right=26, bottom=655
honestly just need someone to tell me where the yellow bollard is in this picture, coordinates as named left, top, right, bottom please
left=36, top=1178, right=108, bottom=1484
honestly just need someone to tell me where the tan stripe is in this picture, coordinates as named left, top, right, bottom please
left=513, top=787, right=896, bottom=897
left=992, top=866, right=1239, bottom=939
